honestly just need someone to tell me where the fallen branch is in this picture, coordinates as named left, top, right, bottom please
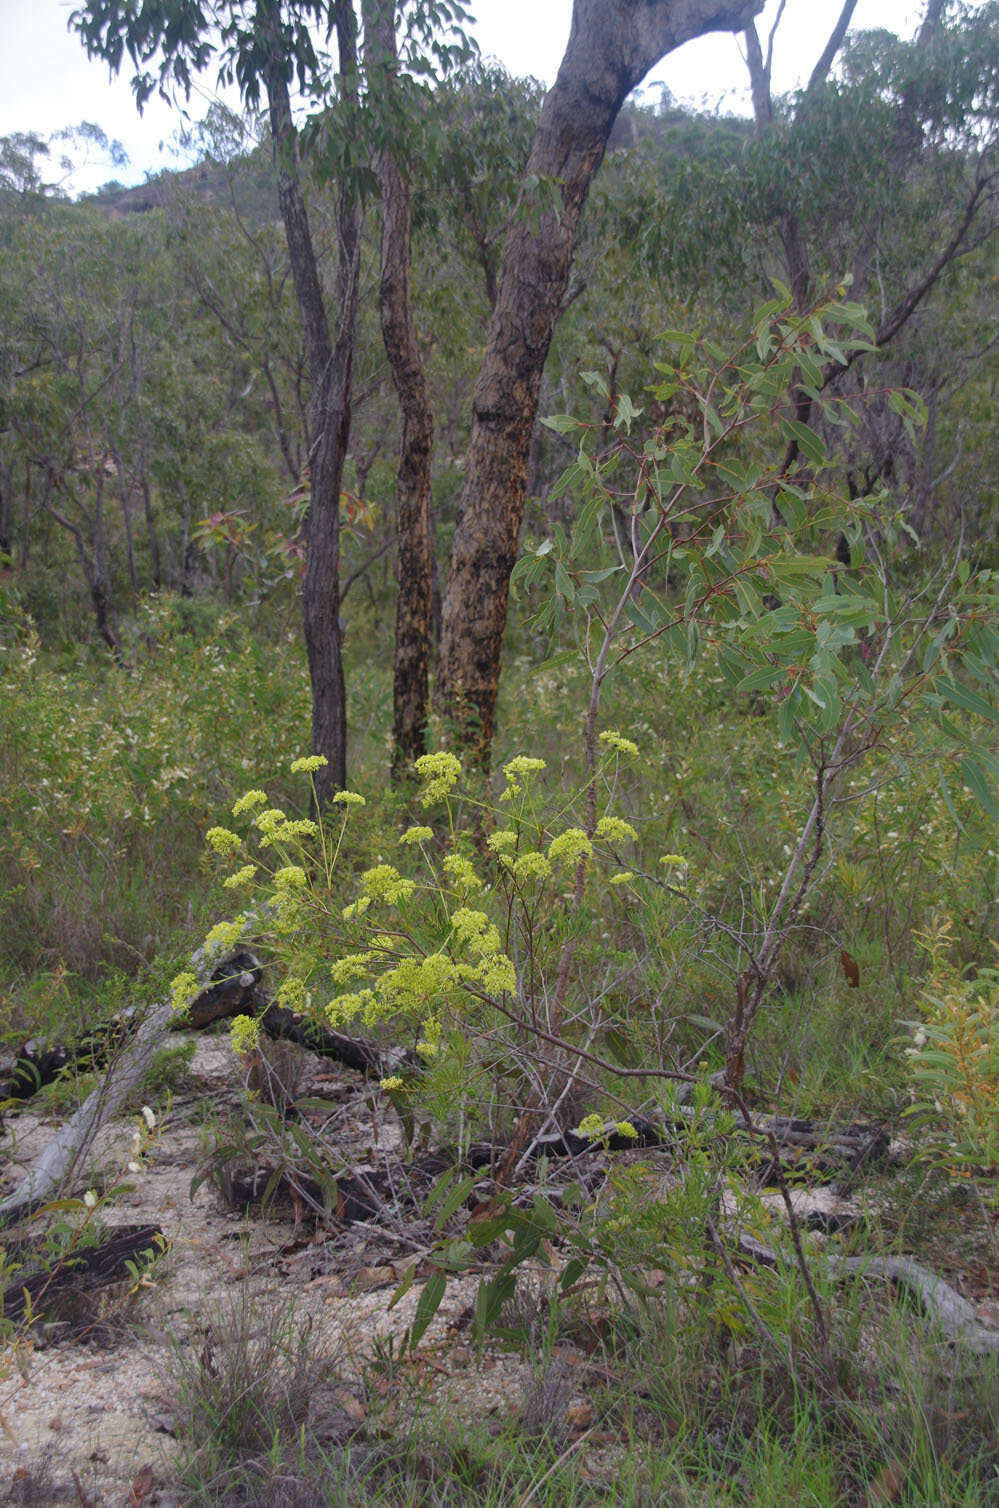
left=0, top=1000, right=177, bottom=1227
left=736, top=1233, right=999, bottom=1355
left=3, top=1223, right=166, bottom=1325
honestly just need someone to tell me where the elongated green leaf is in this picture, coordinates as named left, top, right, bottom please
left=541, top=413, right=579, bottom=435
left=938, top=678, right=999, bottom=723
left=559, top=1257, right=588, bottom=1292
left=781, top=418, right=826, bottom=465
left=737, top=664, right=782, bottom=694
left=937, top=770, right=967, bottom=834
left=407, top=1269, right=446, bottom=1350
left=389, top=1261, right=419, bottom=1311
left=624, top=594, right=661, bottom=636
left=960, top=756, right=998, bottom=820
left=434, top=1173, right=479, bottom=1232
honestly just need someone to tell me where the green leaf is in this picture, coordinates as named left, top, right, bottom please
left=389, top=1261, right=419, bottom=1311
left=553, top=560, right=575, bottom=603
left=614, top=392, right=642, bottom=431
left=937, top=770, right=967, bottom=835
left=534, top=648, right=579, bottom=674
left=768, top=553, right=829, bottom=581
left=407, top=1269, right=447, bottom=1350
left=434, top=1173, right=479, bottom=1233
left=737, top=663, right=782, bottom=694
left=603, top=1027, right=640, bottom=1067
left=960, top=756, right=998, bottom=820
left=624, top=594, right=661, bottom=636
left=715, top=458, right=760, bottom=494
left=781, top=419, right=827, bottom=466
left=938, top=678, right=999, bottom=723
left=559, top=1257, right=588, bottom=1292
left=541, top=413, right=579, bottom=435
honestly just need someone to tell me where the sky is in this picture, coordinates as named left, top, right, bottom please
left=0, top=0, right=931, bottom=195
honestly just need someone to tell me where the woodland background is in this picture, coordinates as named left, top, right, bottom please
left=2, top=1, right=999, bottom=1502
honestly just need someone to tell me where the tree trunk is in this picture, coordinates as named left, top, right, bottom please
left=364, top=0, right=436, bottom=781
left=262, top=0, right=361, bottom=806
left=434, top=0, right=764, bottom=760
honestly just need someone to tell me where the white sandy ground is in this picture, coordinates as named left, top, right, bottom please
left=0, top=1037, right=550, bottom=1503
left=4, top=1039, right=995, bottom=1502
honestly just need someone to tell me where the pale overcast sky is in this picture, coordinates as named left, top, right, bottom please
left=0, top=0, right=932, bottom=194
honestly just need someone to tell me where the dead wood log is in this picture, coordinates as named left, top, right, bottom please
left=736, top=1233, right=999, bottom=1355
left=2, top=1223, right=165, bottom=1324
left=0, top=949, right=413, bottom=1115
left=0, top=948, right=264, bottom=1224
left=0, top=951, right=261, bottom=1113
left=0, top=1012, right=138, bottom=1106
left=0, top=998, right=177, bottom=1227
left=829, top=1254, right=999, bottom=1354
left=255, top=1000, right=420, bottom=1079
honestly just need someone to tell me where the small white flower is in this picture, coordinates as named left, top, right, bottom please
left=83, top=1190, right=97, bottom=1209
left=127, top=1160, right=142, bottom=1174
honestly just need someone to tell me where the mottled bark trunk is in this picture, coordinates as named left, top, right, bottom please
left=262, top=0, right=360, bottom=805
left=364, top=0, right=435, bottom=781
left=435, top=0, right=764, bottom=760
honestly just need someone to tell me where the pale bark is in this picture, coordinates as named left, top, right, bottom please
left=435, top=0, right=764, bottom=758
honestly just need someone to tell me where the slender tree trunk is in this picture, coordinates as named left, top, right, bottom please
left=109, top=428, right=140, bottom=598
left=21, top=459, right=31, bottom=567
left=364, top=0, right=435, bottom=781
left=0, top=452, right=11, bottom=560
left=43, top=470, right=122, bottom=658
left=434, top=0, right=764, bottom=760
left=261, top=0, right=361, bottom=805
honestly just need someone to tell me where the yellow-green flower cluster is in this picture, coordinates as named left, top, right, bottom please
left=379, top=1075, right=406, bottom=1092
left=599, top=730, right=640, bottom=757
left=578, top=1112, right=607, bottom=1140
left=608, top=871, right=634, bottom=886
left=417, top=1016, right=443, bottom=1059
left=548, top=828, right=593, bottom=866
left=595, top=816, right=638, bottom=844
left=273, top=865, right=307, bottom=890
left=330, top=952, right=374, bottom=985
left=414, top=751, right=461, bottom=806
left=443, top=853, right=483, bottom=892
left=327, top=989, right=375, bottom=1028
left=614, top=1120, right=639, bottom=1140
left=281, top=818, right=318, bottom=839
left=232, top=789, right=268, bottom=818
left=206, top=826, right=242, bottom=856
left=224, top=863, right=258, bottom=889
left=277, top=976, right=309, bottom=1013
left=203, top=918, right=246, bottom=956
left=450, top=907, right=501, bottom=958
left=487, top=829, right=517, bottom=855
left=272, top=892, right=306, bottom=935
left=511, top=851, right=552, bottom=883
left=254, top=808, right=286, bottom=836
left=170, top=971, right=199, bottom=1015
left=332, top=789, right=365, bottom=807
left=230, top=1013, right=261, bottom=1055
left=475, top=952, right=517, bottom=994
left=501, top=754, right=546, bottom=798
left=400, top=825, right=433, bottom=845
left=361, top=864, right=415, bottom=905
left=290, top=754, right=328, bottom=774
